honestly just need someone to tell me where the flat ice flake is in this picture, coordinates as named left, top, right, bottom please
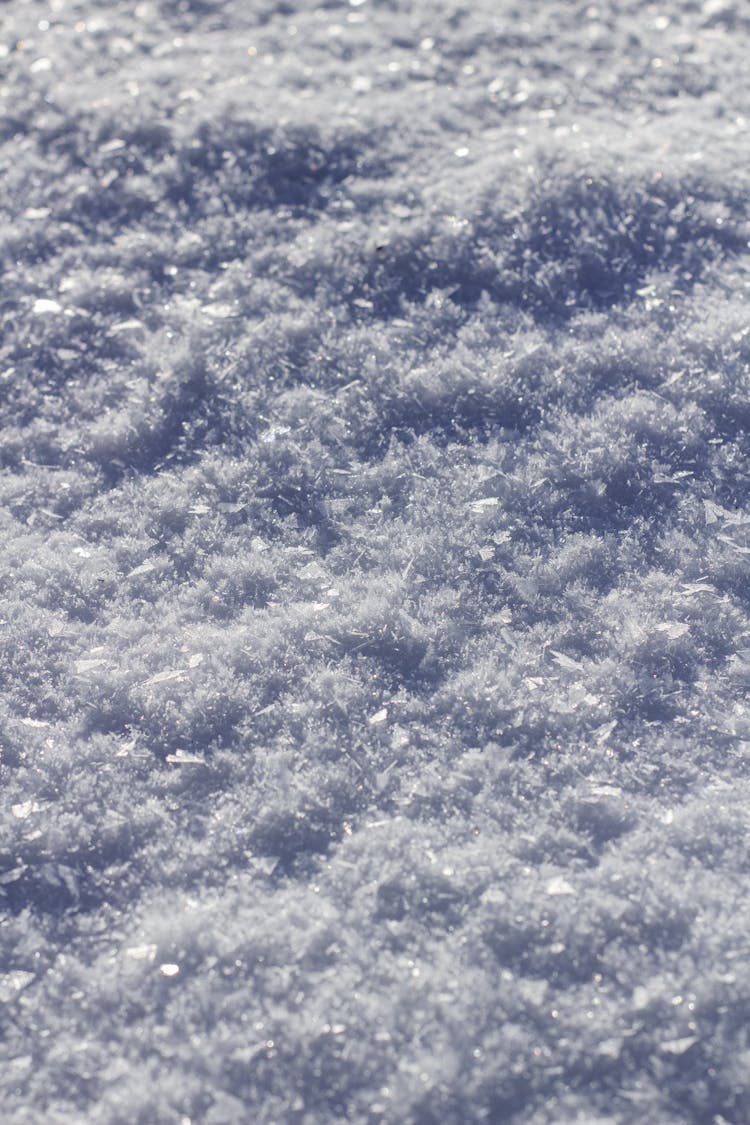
left=0, top=971, right=35, bottom=1001
left=593, top=720, right=617, bottom=744
left=202, top=302, right=238, bottom=319
left=546, top=876, right=576, bottom=897
left=632, top=985, right=652, bottom=1009
left=0, top=866, right=26, bottom=885
left=33, top=298, right=62, bottom=315
left=74, top=658, right=109, bottom=674
left=299, top=561, right=327, bottom=581
left=7, top=1057, right=32, bottom=1074
left=165, top=750, right=206, bottom=765
left=115, top=737, right=137, bottom=758
left=655, top=622, right=690, bottom=639
left=549, top=650, right=582, bottom=671
left=12, top=801, right=40, bottom=819
left=660, top=1036, right=698, bottom=1056
left=679, top=581, right=716, bottom=597
left=390, top=725, right=410, bottom=748
left=368, top=707, right=389, bottom=725
left=145, top=669, right=186, bottom=685
left=260, top=425, right=291, bottom=444
left=588, top=784, right=622, bottom=799
left=230, top=1041, right=270, bottom=1065
left=19, top=717, right=50, bottom=728
left=470, top=497, right=501, bottom=511
left=596, top=1038, right=623, bottom=1059
left=518, top=979, right=548, bottom=1005
left=251, top=855, right=280, bottom=876
left=125, top=944, right=157, bottom=962
left=127, top=560, right=156, bottom=578
left=703, top=499, right=726, bottom=525
left=717, top=534, right=750, bottom=555
left=188, top=653, right=204, bottom=668
left=159, top=963, right=180, bottom=976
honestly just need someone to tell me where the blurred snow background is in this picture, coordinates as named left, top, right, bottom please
left=2, top=0, right=750, bottom=1121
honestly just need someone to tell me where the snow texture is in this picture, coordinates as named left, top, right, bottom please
left=2, top=0, right=750, bottom=1121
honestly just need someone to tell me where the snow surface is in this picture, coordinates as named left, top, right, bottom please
left=2, top=0, right=750, bottom=1121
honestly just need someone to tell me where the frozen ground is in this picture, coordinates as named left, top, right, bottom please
left=2, top=0, right=750, bottom=1121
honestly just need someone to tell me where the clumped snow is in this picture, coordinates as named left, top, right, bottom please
left=2, top=1, right=750, bottom=1122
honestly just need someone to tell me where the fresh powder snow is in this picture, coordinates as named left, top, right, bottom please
left=2, top=1, right=750, bottom=1122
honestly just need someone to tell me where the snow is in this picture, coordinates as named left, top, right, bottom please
left=2, top=0, right=750, bottom=1121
